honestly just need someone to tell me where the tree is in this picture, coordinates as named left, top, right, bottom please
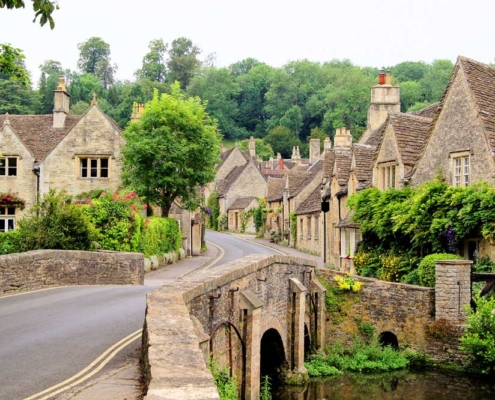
left=0, top=44, right=30, bottom=85
left=77, top=37, right=117, bottom=88
left=166, top=37, right=201, bottom=88
left=420, top=59, right=454, bottom=103
left=122, top=83, right=221, bottom=216
left=0, top=0, right=58, bottom=29
left=0, top=78, right=39, bottom=114
left=263, top=125, right=301, bottom=159
left=238, top=138, right=274, bottom=161
left=136, top=39, right=168, bottom=82
left=37, top=59, right=63, bottom=113
left=391, top=61, right=430, bottom=82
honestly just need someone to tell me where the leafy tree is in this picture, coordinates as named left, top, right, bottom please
left=399, top=81, right=423, bottom=111
left=229, top=57, right=261, bottom=77
left=136, top=39, right=168, bottom=82
left=67, top=72, right=103, bottom=105
left=37, top=59, right=63, bottom=113
left=122, top=83, right=221, bottom=216
left=77, top=37, right=117, bottom=88
left=391, top=61, right=430, bottom=82
left=420, top=59, right=454, bottom=103
left=166, top=37, right=201, bottom=88
left=263, top=125, right=301, bottom=159
left=0, top=0, right=58, bottom=29
left=238, top=138, right=274, bottom=161
left=0, top=44, right=30, bottom=85
left=280, top=105, right=303, bottom=137
left=69, top=100, right=89, bottom=115
left=0, top=78, right=39, bottom=114
left=39, top=59, right=62, bottom=75
left=308, top=127, right=327, bottom=152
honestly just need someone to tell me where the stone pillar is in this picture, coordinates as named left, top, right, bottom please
left=240, top=290, right=263, bottom=400
left=435, top=260, right=472, bottom=324
left=290, top=278, right=307, bottom=374
left=311, top=279, right=326, bottom=351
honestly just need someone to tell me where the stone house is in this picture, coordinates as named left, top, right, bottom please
left=294, top=185, right=322, bottom=255
left=265, top=176, right=285, bottom=234
left=227, top=197, right=259, bottom=234
left=0, top=77, right=124, bottom=232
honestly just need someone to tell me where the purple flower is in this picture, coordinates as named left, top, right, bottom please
left=441, top=227, right=457, bottom=252
left=204, top=207, right=213, bottom=215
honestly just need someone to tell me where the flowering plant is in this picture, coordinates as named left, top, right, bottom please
left=0, top=191, right=26, bottom=209
left=334, top=274, right=363, bottom=292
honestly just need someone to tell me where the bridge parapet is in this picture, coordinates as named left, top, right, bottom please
left=143, top=254, right=322, bottom=400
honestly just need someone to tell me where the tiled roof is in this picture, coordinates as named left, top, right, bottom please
left=266, top=176, right=286, bottom=202
left=336, top=213, right=360, bottom=228
left=323, top=149, right=336, bottom=179
left=283, top=161, right=296, bottom=170
left=228, top=196, right=256, bottom=210
left=287, top=169, right=312, bottom=198
left=364, top=118, right=387, bottom=148
left=459, top=56, right=495, bottom=156
left=240, top=150, right=251, bottom=161
left=352, top=144, right=375, bottom=189
left=410, top=102, right=440, bottom=118
left=216, top=148, right=235, bottom=170
left=217, top=163, right=248, bottom=196
left=389, top=113, right=432, bottom=166
left=0, top=114, right=82, bottom=161
left=334, top=148, right=352, bottom=187
left=295, top=185, right=321, bottom=215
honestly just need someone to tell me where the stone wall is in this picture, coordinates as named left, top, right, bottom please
left=142, top=255, right=322, bottom=400
left=0, top=249, right=144, bottom=294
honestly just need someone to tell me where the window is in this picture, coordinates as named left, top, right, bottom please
left=380, top=163, right=397, bottom=190
left=453, top=155, right=469, bottom=187
left=340, top=229, right=362, bottom=258
left=0, top=157, right=17, bottom=176
left=314, top=216, right=319, bottom=239
left=307, top=216, right=312, bottom=240
left=79, top=157, right=109, bottom=178
left=0, top=207, right=15, bottom=232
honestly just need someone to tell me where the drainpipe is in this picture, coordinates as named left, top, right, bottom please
left=32, top=163, right=40, bottom=200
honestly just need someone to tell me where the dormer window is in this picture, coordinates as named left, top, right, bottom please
left=379, top=162, right=397, bottom=190
left=452, top=152, right=470, bottom=187
left=0, top=157, right=17, bottom=177
left=78, top=156, right=109, bottom=179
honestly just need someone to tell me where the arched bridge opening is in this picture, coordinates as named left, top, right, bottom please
left=260, top=328, right=286, bottom=383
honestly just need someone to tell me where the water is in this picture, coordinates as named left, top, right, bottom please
left=273, top=370, right=495, bottom=400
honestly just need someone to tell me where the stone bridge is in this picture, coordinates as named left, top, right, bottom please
left=142, top=255, right=325, bottom=400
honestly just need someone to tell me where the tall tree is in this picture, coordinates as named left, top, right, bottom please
left=136, top=39, right=167, bottom=82
left=263, top=125, right=301, bottom=159
left=0, top=0, right=58, bottom=29
left=122, top=83, right=221, bottom=216
left=77, top=37, right=117, bottom=89
left=0, top=78, right=39, bottom=114
left=37, top=59, right=62, bottom=113
left=0, top=44, right=29, bottom=85
left=166, top=37, right=201, bottom=88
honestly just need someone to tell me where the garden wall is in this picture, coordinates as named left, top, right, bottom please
left=0, top=249, right=144, bottom=294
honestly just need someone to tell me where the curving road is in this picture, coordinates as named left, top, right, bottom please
left=0, top=232, right=280, bottom=399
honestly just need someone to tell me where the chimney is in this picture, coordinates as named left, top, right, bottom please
left=291, top=146, right=296, bottom=160
left=53, top=76, right=70, bottom=128
left=91, top=91, right=98, bottom=106
left=324, top=136, right=332, bottom=151
left=221, top=143, right=227, bottom=153
left=309, top=139, right=320, bottom=165
left=367, top=70, right=400, bottom=132
left=276, top=152, right=281, bottom=160
left=333, top=127, right=353, bottom=149
left=378, top=69, right=385, bottom=85
left=279, top=157, right=285, bottom=170
left=249, top=136, right=256, bottom=158
left=131, top=102, right=144, bottom=123
left=269, top=156, right=274, bottom=170
left=384, top=70, right=392, bottom=85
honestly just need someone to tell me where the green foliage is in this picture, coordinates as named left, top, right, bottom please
left=77, top=37, right=116, bottom=89
left=82, top=190, right=146, bottom=252
left=0, top=0, right=58, bottom=29
left=289, top=212, right=297, bottom=243
left=218, top=213, right=228, bottom=231
left=473, top=256, right=495, bottom=273
left=334, top=274, right=364, bottom=292
left=206, top=190, right=220, bottom=230
left=304, top=353, right=343, bottom=377
left=403, top=349, right=433, bottom=368
left=264, top=126, right=301, bottom=159
left=316, top=274, right=359, bottom=325
left=418, top=253, right=462, bottom=287
left=260, top=375, right=272, bottom=400
left=253, top=198, right=267, bottom=236
left=142, top=217, right=181, bottom=257
left=167, top=37, right=201, bottom=89
left=0, top=44, right=30, bottom=85
left=237, top=138, right=274, bottom=161
left=305, top=337, right=409, bottom=377
left=208, top=358, right=238, bottom=400
left=122, top=84, right=221, bottom=216
left=0, top=229, right=21, bottom=254
left=357, top=322, right=375, bottom=341
left=460, top=295, right=495, bottom=374
left=17, top=189, right=97, bottom=252
left=135, top=39, right=167, bottom=83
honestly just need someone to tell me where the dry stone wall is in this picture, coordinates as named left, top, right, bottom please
left=0, top=249, right=144, bottom=294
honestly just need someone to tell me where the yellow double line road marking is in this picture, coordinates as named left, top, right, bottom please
left=24, top=329, right=143, bottom=400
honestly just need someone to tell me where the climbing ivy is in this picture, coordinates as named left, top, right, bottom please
left=206, top=190, right=220, bottom=230
left=290, top=212, right=297, bottom=244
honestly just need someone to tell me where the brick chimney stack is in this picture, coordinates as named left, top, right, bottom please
left=309, top=139, right=321, bottom=165
left=53, top=76, right=70, bottom=128
left=333, top=127, right=353, bottom=149
left=279, top=157, right=285, bottom=170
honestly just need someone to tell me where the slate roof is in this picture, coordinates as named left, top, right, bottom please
left=228, top=196, right=256, bottom=210
left=364, top=118, right=387, bottom=148
left=410, top=102, right=440, bottom=118
left=334, top=148, right=352, bottom=187
left=217, top=163, right=248, bottom=196
left=388, top=113, right=432, bottom=166
left=286, top=169, right=312, bottom=198
left=459, top=56, right=495, bottom=156
left=266, top=176, right=286, bottom=202
left=323, top=149, right=336, bottom=179
left=352, top=144, right=375, bottom=189
left=295, top=185, right=321, bottom=215
left=336, top=213, right=360, bottom=229
left=0, top=114, right=82, bottom=161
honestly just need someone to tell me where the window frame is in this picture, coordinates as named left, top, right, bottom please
left=340, top=228, right=362, bottom=258
left=451, top=151, right=470, bottom=187
left=0, top=207, right=16, bottom=232
left=78, top=156, right=110, bottom=179
left=0, top=156, right=18, bottom=177
left=378, top=162, right=398, bottom=190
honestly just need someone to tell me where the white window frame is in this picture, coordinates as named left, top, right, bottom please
left=0, top=157, right=18, bottom=177
left=340, top=228, right=362, bottom=258
left=78, top=156, right=110, bottom=179
left=307, top=216, right=312, bottom=240
left=451, top=152, right=470, bottom=187
left=0, top=206, right=16, bottom=232
left=379, top=162, right=397, bottom=190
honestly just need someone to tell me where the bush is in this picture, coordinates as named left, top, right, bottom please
left=0, top=230, right=21, bottom=254
left=460, top=295, right=495, bottom=374
left=417, top=253, right=462, bottom=287
left=142, top=217, right=181, bottom=257
left=17, top=189, right=97, bottom=251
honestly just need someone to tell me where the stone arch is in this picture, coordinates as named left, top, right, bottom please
left=260, top=328, right=286, bottom=382
left=379, top=331, right=399, bottom=350
left=304, top=323, right=311, bottom=357
left=261, top=314, right=288, bottom=362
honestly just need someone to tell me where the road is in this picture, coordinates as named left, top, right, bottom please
left=0, top=232, right=280, bottom=399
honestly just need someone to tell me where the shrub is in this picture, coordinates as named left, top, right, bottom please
left=0, top=230, right=21, bottom=254
left=209, top=358, right=238, bottom=400
left=473, top=256, right=495, bottom=273
left=425, top=318, right=457, bottom=341
left=142, top=217, right=181, bottom=257
left=17, top=189, right=97, bottom=251
left=460, top=295, right=495, bottom=374
left=417, top=253, right=462, bottom=287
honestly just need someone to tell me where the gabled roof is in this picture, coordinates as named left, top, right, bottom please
left=0, top=114, right=82, bottom=161
left=323, top=149, right=336, bottom=179
left=334, top=148, right=352, bottom=187
left=228, top=196, right=256, bottom=210
left=352, top=144, right=375, bottom=190
left=217, top=163, right=248, bottom=196
left=410, top=102, right=440, bottom=119
left=387, top=113, right=432, bottom=166
left=364, top=118, right=387, bottom=148
left=286, top=169, right=312, bottom=198
left=295, top=185, right=321, bottom=215
left=215, top=147, right=250, bottom=171
left=266, top=176, right=286, bottom=202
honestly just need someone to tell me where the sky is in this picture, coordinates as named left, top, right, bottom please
left=1, top=0, right=494, bottom=87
